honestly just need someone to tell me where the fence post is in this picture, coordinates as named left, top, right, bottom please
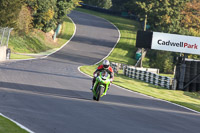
left=6, top=28, right=13, bottom=47
left=0, top=27, right=8, bottom=46
left=178, top=64, right=186, bottom=90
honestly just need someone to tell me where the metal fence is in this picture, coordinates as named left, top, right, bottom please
left=110, top=62, right=127, bottom=74
left=0, top=27, right=13, bottom=47
left=124, top=66, right=171, bottom=89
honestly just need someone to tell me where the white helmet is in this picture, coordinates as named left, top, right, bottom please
left=103, top=60, right=110, bottom=69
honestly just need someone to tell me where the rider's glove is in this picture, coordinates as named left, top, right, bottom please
left=94, top=73, right=97, bottom=77
left=110, top=78, right=113, bottom=83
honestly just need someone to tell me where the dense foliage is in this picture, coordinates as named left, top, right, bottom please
left=83, top=0, right=112, bottom=9
left=0, top=0, right=25, bottom=29
left=17, top=4, right=33, bottom=34
left=27, top=0, right=81, bottom=32
left=0, top=0, right=80, bottom=32
left=181, top=0, right=200, bottom=36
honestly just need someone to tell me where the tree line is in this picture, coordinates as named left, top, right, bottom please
left=83, top=0, right=200, bottom=37
left=83, top=0, right=200, bottom=73
left=0, top=0, right=81, bottom=33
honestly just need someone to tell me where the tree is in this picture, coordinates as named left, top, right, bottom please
left=148, top=50, right=173, bottom=73
left=17, top=4, right=33, bottom=34
left=83, top=0, right=112, bottom=9
left=0, top=0, right=25, bottom=28
left=27, top=0, right=81, bottom=32
left=111, top=0, right=129, bottom=11
left=181, top=0, right=200, bottom=36
left=27, top=0, right=57, bottom=32
left=123, top=0, right=137, bottom=13
left=135, top=0, right=187, bottom=33
left=57, top=0, right=81, bottom=23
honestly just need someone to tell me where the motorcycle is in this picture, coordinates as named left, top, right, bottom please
left=92, top=70, right=110, bottom=101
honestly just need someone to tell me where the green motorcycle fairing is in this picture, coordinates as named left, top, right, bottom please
left=93, top=71, right=111, bottom=97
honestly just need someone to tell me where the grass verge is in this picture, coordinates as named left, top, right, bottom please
left=77, top=8, right=200, bottom=112
left=0, top=115, right=28, bottom=133
left=9, top=17, right=75, bottom=59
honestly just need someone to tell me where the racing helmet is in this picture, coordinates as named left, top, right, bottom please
left=103, top=60, right=110, bottom=69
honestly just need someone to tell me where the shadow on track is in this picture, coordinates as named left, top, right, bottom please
left=0, top=66, right=90, bottom=80
left=0, top=81, right=92, bottom=101
left=0, top=81, right=199, bottom=117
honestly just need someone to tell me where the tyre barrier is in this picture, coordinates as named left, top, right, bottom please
left=123, top=66, right=171, bottom=89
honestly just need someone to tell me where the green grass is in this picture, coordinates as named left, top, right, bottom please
left=159, top=73, right=174, bottom=78
left=77, top=8, right=200, bottom=112
left=9, top=17, right=75, bottom=59
left=57, top=17, right=75, bottom=45
left=10, top=53, right=35, bottom=59
left=0, top=115, right=28, bottom=133
left=9, top=32, right=50, bottom=54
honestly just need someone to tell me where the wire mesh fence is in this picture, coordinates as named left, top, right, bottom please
left=0, top=27, right=13, bottom=47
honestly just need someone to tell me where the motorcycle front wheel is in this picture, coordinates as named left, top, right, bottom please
left=96, top=85, right=102, bottom=101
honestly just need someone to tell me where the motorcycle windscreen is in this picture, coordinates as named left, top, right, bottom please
left=101, top=71, right=109, bottom=80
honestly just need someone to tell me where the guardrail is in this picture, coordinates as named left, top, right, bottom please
left=110, top=62, right=172, bottom=89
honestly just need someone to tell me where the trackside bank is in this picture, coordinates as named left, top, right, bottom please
left=151, top=32, right=200, bottom=55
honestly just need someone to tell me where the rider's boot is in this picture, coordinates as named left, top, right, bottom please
left=90, top=78, right=95, bottom=90
left=90, top=86, right=93, bottom=90
left=103, top=84, right=109, bottom=95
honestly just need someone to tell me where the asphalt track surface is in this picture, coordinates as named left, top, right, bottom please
left=0, top=11, right=200, bottom=133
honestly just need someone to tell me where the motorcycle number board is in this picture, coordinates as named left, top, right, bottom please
left=151, top=32, right=200, bottom=55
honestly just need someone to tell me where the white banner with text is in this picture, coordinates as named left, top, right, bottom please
left=151, top=32, right=200, bottom=55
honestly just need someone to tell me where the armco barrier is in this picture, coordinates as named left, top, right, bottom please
left=123, top=66, right=171, bottom=89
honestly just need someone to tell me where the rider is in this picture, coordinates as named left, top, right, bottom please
left=90, top=60, right=114, bottom=94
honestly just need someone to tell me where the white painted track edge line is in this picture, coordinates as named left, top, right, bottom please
left=76, top=11, right=200, bottom=114
left=0, top=113, right=34, bottom=133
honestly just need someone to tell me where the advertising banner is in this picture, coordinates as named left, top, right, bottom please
left=151, top=32, right=200, bottom=55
